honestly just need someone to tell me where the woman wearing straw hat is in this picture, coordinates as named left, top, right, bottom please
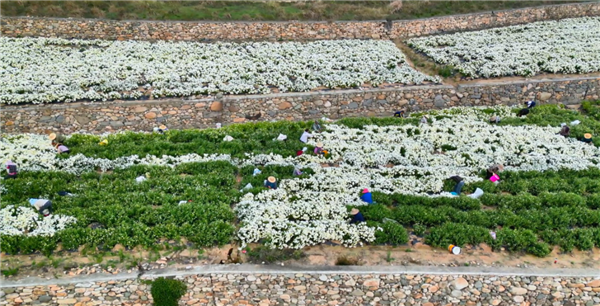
left=264, top=176, right=278, bottom=189
left=582, top=133, right=593, bottom=144
left=49, top=133, right=70, bottom=154
left=349, top=208, right=365, bottom=224
left=314, top=142, right=324, bottom=155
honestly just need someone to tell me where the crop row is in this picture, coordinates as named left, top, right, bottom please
left=0, top=162, right=312, bottom=255
left=64, top=121, right=319, bottom=159
left=0, top=38, right=438, bottom=104
left=407, top=17, right=600, bottom=78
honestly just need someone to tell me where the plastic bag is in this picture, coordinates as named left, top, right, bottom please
left=468, top=188, right=484, bottom=199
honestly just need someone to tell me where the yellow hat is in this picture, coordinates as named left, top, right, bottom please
left=49, top=133, right=57, bottom=140
left=350, top=208, right=359, bottom=215
left=585, top=133, right=592, bottom=139
left=268, top=176, right=276, bottom=183
left=159, top=125, right=167, bottom=130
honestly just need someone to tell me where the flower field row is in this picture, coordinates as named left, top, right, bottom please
left=0, top=38, right=439, bottom=104
left=3, top=105, right=600, bottom=255
left=407, top=17, right=600, bottom=78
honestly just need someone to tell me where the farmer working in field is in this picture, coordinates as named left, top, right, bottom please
left=486, top=164, right=504, bottom=183
left=264, top=176, right=278, bottom=189
left=517, top=108, right=530, bottom=117
left=489, top=116, right=501, bottom=124
left=49, top=133, right=70, bottom=154
left=394, top=110, right=405, bottom=118
left=300, top=129, right=313, bottom=143
left=29, top=198, right=52, bottom=217
left=449, top=176, right=465, bottom=195
left=312, top=121, right=322, bottom=133
left=349, top=208, right=365, bottom=224
left=558, top=124, right=570, bottom=137
left=525, top=100, right=536, bottom=108
left=582, top=133, right=593, bottom=144
left=5, top=160, right=17, bottom=179
left=360, top=188, right=374, bottom=204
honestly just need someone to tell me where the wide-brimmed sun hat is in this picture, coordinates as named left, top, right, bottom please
left=159, top=125, right=167, bottom=130
left=268, top=176, right=276, bottom=183
left=498, top=164, right=505, bottom=171
left=362, top=188, right=369, bottom=193
left=350, top=208, right=359, bottom=215
left=585, top=133, right=593, bottom=139
left=317, top=142, right=323, bottom=147
left=49, top=133, right=57, bottom=140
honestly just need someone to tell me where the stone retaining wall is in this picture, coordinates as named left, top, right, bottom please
left=2, top=2, right=599, bottom=41
left=3, top=273, right=600, bottom=305
left=1, top=76, right=598, bottom=135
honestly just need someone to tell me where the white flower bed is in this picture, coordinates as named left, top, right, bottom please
left=407, top=17, right=600, bottom=78
left=0, top=38, right=439, bottom=104
left=236, top=107, right=600, bottom=249
left=3, top=106, right=600, bottom=246
left=0, top=205, right=77, bottom=237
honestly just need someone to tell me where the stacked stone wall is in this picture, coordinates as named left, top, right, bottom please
left=3, top=273, right=600, bottom=305
left=1, top=76, right=598, bottom=134
left=2, top=2, right=599, bottom=41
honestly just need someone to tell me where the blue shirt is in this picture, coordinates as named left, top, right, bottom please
left=527, top=101, right=536, bottom=108
left=265, top=181, right=278, bottom=189
left=360, top=192, right=373, bottom=204
left=351, top=212, right=365, bottom=224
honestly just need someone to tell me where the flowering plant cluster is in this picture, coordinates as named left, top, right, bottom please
left=407, top=17, right=600, bottom=78
left=0, top=205, right=77, bottom=237
left=3, top=106, right=600, bottom=251
left=235, top=106, right=600, bottom=249
left=0, top=38, right=439, bottom=104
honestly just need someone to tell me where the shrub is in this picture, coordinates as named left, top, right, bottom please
left=246, top=246, right=305, bottom=264
left=150, top=277, right=187, bottom=306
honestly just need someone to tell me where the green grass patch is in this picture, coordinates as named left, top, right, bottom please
left=1, top=1, right=576, bottom=21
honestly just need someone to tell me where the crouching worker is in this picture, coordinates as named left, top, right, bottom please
left=448, top=176, right=465, bottom=195
left=5, top=160, right=17, bottom=179
left=50, top=133, right=69, bottom=154
left=558, top=124, right=570, bottom=137
left=29, top=198, right=52, bottom=217
left=517, top=108, right=530, bottom=117
left=582, top=133, right=593, bottom=144
left=312, top=121, right=322, bottom=133
left=264, top=176, right=278, bottom=189
left=360, top=188, right=375, bottom=204
left=489, top=116, right=501, bottom=124
left=349, top=208, right=365, bottom=224
left=394, top=110, right=405, bottom=118
left=487, top=164, right=504, bottom=184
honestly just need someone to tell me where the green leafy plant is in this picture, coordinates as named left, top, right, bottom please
left=150, top=277, right=187, bottom=306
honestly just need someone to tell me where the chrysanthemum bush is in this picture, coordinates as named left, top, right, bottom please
left=0, top=205, right=77, bottom=237
left=0, top=38, right=439, bottom=104
left=407, top=17, right=600, bottom=78
left=234, top=106, right=600, bottom=249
